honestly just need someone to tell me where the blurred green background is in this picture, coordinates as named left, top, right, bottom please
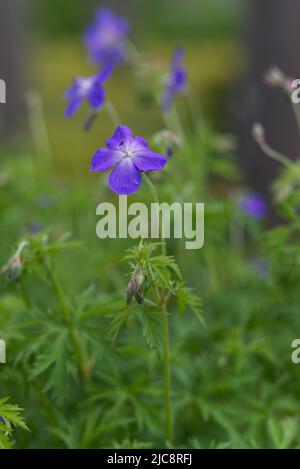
left=29, top=0, right=242, bottom=181
left=7, top=0, right=300, bottom=450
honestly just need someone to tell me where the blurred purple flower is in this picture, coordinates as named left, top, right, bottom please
left=90, top=125, right=168, bottom=195
left=28, top=222, right=45, bottom=234
left=241, top=193, right=267, bottom=220
left=36, top=194, right=54, bottom=209
left=84, top=8, right=129, bottom=67
left=153, top=129, right=182, bottom=157
left=64, top=66, right=112, bottom=117
left=161, top=47, right=187, bottom=111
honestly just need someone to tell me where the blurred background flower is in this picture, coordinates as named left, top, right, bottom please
left=84, top=7, right=129, bottom=67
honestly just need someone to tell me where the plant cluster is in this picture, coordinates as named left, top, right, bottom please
left=1, top=7, right=300, bottom=450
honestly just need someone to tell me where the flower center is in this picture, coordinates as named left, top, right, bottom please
left=124, top=149, right=133, bottom=159
left=117, top=141, right=133, bottom=160
left=100, top=28, right=118, bottom=46
left=79, top=78, right=93, bottom=93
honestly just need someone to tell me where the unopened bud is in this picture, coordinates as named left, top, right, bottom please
left=264, top=67, right=294, bottom=95
left=125, top=268, right=147, bottom=305
left=125, top=280, right=135, bottom=305
left=264, top=67, right=285, bottom=88
left=136, top=268, right=146, bottom=288
left=252, top=123, right=265, bottom=146
left=283, top=78, right=294, bottom=94
left=1, top=253, right=23, bottom=282
left=1, top=240, right=28, bottom=283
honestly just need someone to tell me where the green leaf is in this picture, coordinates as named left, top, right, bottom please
left=0, top=397, right=29, bottom=449
left=140, top=307, right=165, bottom=349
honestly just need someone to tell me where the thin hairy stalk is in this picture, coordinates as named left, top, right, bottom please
left=27, top=90, right=52, bottom=175
left=162, top=311, right=172, bottom=443
left=105, top=101, right=122, bottom=127
left=261, top=141, right=293, bottom=168
left=142, top=173, right=166, bottom=256
left=126, top=39, right=187, bottom=144
left=142, top=173, right=173, bottom=444
left=19, top=282, right=31, bottom=308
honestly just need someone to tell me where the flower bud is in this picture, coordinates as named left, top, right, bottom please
left=252, top=123, right=265, bottom=146
left=264, top=67, right=285, bottom=88
left=125, top=280, right=135, bottom=305
left=1, top=253, right=23, bottom=282
left=125, top=268, right=147, bottom=305
left=1, top=240, right=28, bottom=283
left=264, top=67, right=294, bottom=95
left=136, top=268, right=146, bottom=288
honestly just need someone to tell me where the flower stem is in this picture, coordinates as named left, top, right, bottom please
left=105, top=101, right=122, bottom=127
left=142, top=173, right=172, bottom=444
left=162, top=311, right=172, bottom=443
left=19, top=282, right=31, bottom=308
left=260, top=141, right=293, bottom=168
left=48, top=269, right=87, bottom=380
left=142, top=173, right=166, bottom=256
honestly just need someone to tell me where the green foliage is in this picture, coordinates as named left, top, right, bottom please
left=0, top=398, right=28, bottom=449
left=1, top=117, right=292, bottom=448
left=2, top=6, right=300, bottom=450
left=123, top=242, right=202, bottom=349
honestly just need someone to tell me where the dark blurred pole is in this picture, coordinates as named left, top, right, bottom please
left=0, top=0, right=26, bottom=138
left=237, top=0, right=300, bottom=199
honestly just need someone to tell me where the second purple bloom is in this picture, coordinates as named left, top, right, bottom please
left=161, top=47, right=187, bottom=111
left=64, top=66, right=112, bottom=117
left=84, top=7, right=129, bottom=67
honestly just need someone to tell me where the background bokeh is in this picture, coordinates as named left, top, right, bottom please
left=2, top=0, right=300, bottom=450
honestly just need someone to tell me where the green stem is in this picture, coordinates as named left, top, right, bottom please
left=27, top=90, right=52, bottom=178
left=126, top=39, right=188, bottom=145
left=19, top=282, right=31, bottom=308
left=32, top=378, right=57, bottom=425
left=105, top=101, right=122, bottom=127
left=162, top=311, right=172, bottom=443
left=48, top=270, right=87, bottom=380
left=162, top=104, right=186, bottom=144
left=261, top=142, right=293, bottom=168
left=49, top=271, right=69, bottom=321
left=142, top=173, right=166, bottom=256
left=142, top=173, right=172, bottom=444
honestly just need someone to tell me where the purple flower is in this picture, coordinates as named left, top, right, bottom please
left=161, top=48, right=187, bottom=111
left=90, top=126, right=168, bottom=195
left=240, top=193, right=267, bottom=220
left=64, top=66, right=112, bottom=118
left=84, top=8, right=129, bottom=67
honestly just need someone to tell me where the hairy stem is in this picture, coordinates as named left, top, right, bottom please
left=105, top=101, right=122, bottom=127
left=162, top=311, right=172, bottom=443
left=142, top=173, right=172, bottom=444
left=19, top=282, right=31, bottom=308
left=261, top=142, right=293, bottom=168
left=142, top=173, right=166, bottom=256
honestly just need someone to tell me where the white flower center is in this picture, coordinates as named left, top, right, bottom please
left=79, top=78, right=93, bottom=94
left=100, top=29, right=117, bottom=46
